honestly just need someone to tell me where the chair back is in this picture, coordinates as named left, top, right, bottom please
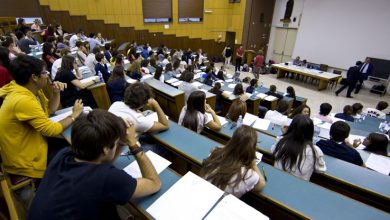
left=333, top=70, right=342, bottom=75
left=320, top=64, right=328, bottom=72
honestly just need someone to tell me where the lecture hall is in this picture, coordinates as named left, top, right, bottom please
left=0, top=0, right=389, bottom=219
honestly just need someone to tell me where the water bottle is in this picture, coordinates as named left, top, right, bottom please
left=97, top=71, right=103, bottom=82
left=32, top=47, right=36, bottom=56
left=251, top=91, right=257, bottom=99
left=237, top=115, right=243, bottom=128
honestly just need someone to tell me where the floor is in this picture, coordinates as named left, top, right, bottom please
left=218, top=63, right=388, bottom=114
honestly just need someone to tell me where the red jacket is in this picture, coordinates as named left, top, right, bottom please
left=0, top=65, right=12, bottom=88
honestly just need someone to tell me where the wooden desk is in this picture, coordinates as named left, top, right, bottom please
left=272, top=64, right=342, bottom=90
left=87, top=82, right=111, bottom=110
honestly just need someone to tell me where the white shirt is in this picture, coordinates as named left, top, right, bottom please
left=272, top=143, right=327, bottom=181
left=87, top=37, right=103, bottom=52
left=69, top=35, right=79, bottom=48
left=223, top=168, right=259, bottom=198
left=85, top=53, right=97, bottom=74
left=365, top=108, right=386, bottom=119
left=264, top=110, right=291, bottom=126
left=51, top=58, right=62, bottom=80
left=108, top=102, right=154, bottom=137
left=360, top=63, right=369, bottom=73
left=178, top=106, right=212, bottom=133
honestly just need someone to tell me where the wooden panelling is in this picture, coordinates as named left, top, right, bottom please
left=0, top=0, right=41, bottom=17
left=40, top=6, right=225, bottom=59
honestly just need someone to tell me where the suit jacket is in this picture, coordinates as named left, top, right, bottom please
left=358, top=63, right=374, bottom=80
left=346, top=65, right=360, bottom=83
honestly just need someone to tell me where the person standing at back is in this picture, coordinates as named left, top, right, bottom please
left=355, top=58, right=374, bottom=94
left=223, top=44, right=233, bottom=67
left=235, top=45, right=244, bottom=72
left=253, top=50, right=264, bottom=79
left=335, top=61, right=362, bottom=98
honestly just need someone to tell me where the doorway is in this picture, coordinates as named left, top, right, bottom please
left=272, top=27, right=297, bottom=63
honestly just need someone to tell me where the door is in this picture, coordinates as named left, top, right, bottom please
left=272, top=27, right=297, bottom=63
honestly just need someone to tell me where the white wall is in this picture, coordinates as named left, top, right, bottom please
left=293, top=0, right=390, bottom=70
left=266, top=0, right=305, bottom=62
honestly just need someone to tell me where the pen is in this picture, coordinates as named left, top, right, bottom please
left=262, top=165, right=268, bottom=182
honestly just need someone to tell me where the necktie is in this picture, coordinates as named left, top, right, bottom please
left=360, top=63, right=366, bottom=72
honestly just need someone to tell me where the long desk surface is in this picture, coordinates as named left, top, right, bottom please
left=204, top=121, right=390, bottom=212
left=146, top=121, right=390, bottom=219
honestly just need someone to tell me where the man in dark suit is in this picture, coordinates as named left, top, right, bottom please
left=335, top=61, right=362, bottom=98
left=354, top=57, right=374, bottom=94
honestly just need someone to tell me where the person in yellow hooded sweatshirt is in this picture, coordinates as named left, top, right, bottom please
left=0, top=55, right=84, bottom=179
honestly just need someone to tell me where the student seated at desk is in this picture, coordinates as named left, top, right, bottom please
left=107, top=66, right=129, bottom=103
left=246, top=78, right=258, bottom=94
left=104, top=43, right=112, bottom=61
left=223, top=83, right=249, bottom=102
left=289, top=104, right=311, bottom=118
left=226, top=100, right=247, bottom=122
left=0, top=55, right=83, bottom=180
left=285, top=86, right=300, bottom=109
left=242, top=77, right=250, bottom=91
left=109, top=82, right=169, bottom=135
left=272, top=115, right=327, bottom=181
left=42, top=42, right=57, bottom=73
left=209, top=82, right=223, bottom=112
left=153, top=66, right=164, bottom=82
left=264, top=100, right=291, bottom=127
left=365, top=101, right=388, bottom=120
left=352, top=103, right=363, bottom=119
left=203, top=71, right=213, bottom=86
left=28, top=110, right=161, bottom=220
left=55, top=55, right=99, bottom=108
left=85, top=47, right=101, bottom=74
left=216, top=70, right=225, bottom=81
left=164, top=63, right=175, bottom=78
left=95, top=53, right=110, bottom=83
left=265, top=85, right=283, bottom=100
left=200, top=126, right=266, bottom=198
left=316, top=121, right=364, bottom=166
left=0, top=46, right=12, bottom=88
left=179, top=91, right=221, bottom=133
left=360, top=133, right=389, bottom=157
left=178, top=70, right=199, bottom=101
left=335, top=105, right=354, bottom=122
left=76, top=41, right=88, bottom=65
left=127, top=61, right=142, bottom=81
left=51, top=48, right=71, bottom=80
left=314, top=102, right=333, bottom=123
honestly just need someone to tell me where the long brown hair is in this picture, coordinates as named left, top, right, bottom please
left=226, top=100, right=247, bottom=122
left=108, top=65, right=125, bottom=83
left=56, top=55, right=75, bottom=78
left=200, top=126, right=257, bottom=192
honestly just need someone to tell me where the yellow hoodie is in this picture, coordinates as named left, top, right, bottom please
left=0, top=81, right=63, bottom=178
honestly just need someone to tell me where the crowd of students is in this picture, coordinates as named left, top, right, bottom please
left=0, top=21, right=389, bottom=219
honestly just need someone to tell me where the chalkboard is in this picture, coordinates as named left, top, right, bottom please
left=369, top=58, right=390, bottom=80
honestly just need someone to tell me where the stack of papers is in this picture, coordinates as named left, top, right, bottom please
left=256, top=93, right=268, bottom=99
left=126, top=78, right=137, bottom=84
left=242, top=113, right=270, bottom=130
left=222, top=91, right=232, bottom=96
left=264, top=95, right=278, bottom=102
left=205, top=194, right=268, bottom=220
left=123, top=151, right=171, bottom=178
left=146, top=172, right=225, bottom=220
left=166, top=78, right=179, bottom=84
left=50, top=107, right=92, bottom=122
left=228, top=84, right=236, bottom=89
left=172, top=81, right=183, bottom=87
left=365, top=154, right=390, bottom=175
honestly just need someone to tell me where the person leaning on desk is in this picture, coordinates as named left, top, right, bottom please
left=0, top=55, right=84, bottom=181
left=28, top=110, right=161, bottom=220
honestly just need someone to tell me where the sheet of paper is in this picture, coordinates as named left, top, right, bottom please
left=124, top=59, right=130, bottom=64
left=206, top=113, right=228, bottom=126
left=318, top=128, right=330, bottom=140
left=264, top=95, right=278, bottom=102
left=243, top=113, right=258, bottom=126
left=176, top=74, right=181, bottom=78
left=317, top=122, right=332, bottom=130
left=146, top=172, right=224, bottom=220
left=166, top=78, right=179, bottom=84
left=255, top=152, right=263, bottom=164
left=226, top=74, right=233, bottom=79
left=141, top=74, right=153, bottom=81
left=356, top=144, right=366, bottom=150
left=126, top=78, right=137, bottom=84
left=256, top=93, right=267, bottom=99
left=50, top=107, right=92, bottom=122
left=205, top=194, right=268, bottom=220
left=172, top=81, right=183, bottom=87
left=252, top=118, right=271, bottom=131
left=80, top=76, right=97, bottom=84
left=194, top=69, right=202, bottom=73
left=222, top=91, right=232, bottom=96
left=228, top=84, right=236, bottom=89
left=123, top=151, right=171, bottom=178
left=192, top=81, right=203, bottom=88
left=194, top=72, right=203, bottom=79
left=365, top=153, right=390, bottom=175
